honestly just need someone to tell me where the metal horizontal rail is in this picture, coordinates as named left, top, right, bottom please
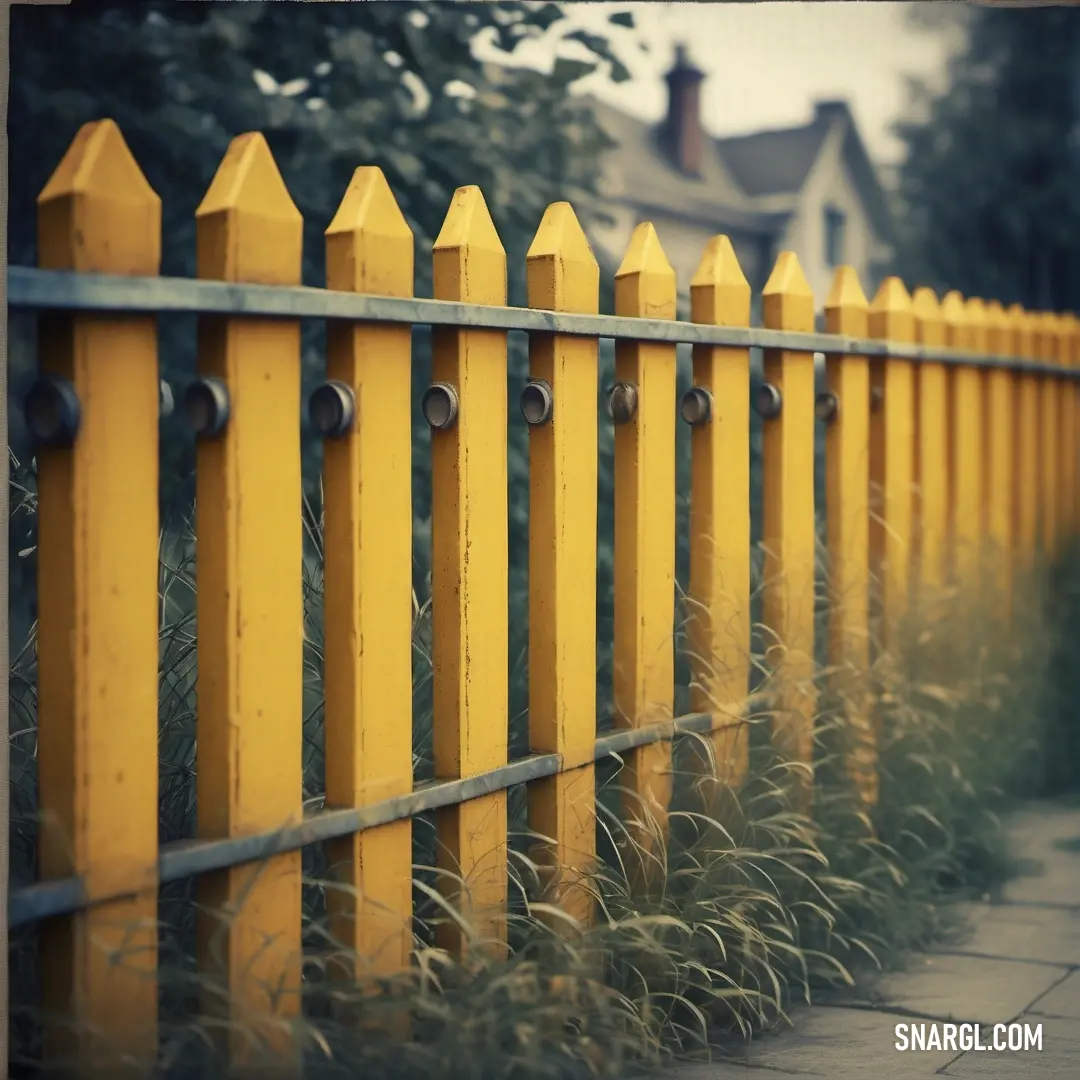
left=9, top=266, right=1075, bottom=379
left=8, top=710, right=720, bottom=930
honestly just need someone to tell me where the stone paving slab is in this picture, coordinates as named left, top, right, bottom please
left=819, top=953, right=1064, bottom=1026
left=1028, top=971, right=1080, bottom=1019
left=744, top=1006, right=953, bottom=1077
left=648, top=806, right=1080, bottom=1080
left=1000, top=806, right=1080, bottom=907
left=941, top=903, right=1080, bottom=967
left=939, top=1015, right=1080, bottom=1078
left=665, top=1007, right=952, bottom=1078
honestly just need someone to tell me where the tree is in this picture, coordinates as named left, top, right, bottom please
left=892, top=4, right=1080, bottom=311
left=10, top=0, right=628, bottom=290
left=8, top=1, right=634, bottom=693
left=9, top=0, right=628, bottom=504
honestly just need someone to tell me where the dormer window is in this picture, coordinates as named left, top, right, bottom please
left=824, top=205, right=846, bottom=267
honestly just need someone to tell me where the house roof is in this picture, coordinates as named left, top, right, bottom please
left=715, top=123, right=830, bottom=198
left=586, top=94, right=895, bottom=247
left=587, top=97, right=779, bottom=237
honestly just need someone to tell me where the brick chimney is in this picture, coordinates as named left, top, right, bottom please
left=813, top=100, right=850, bottom=128
left=663, top=44, right=705, bottom=177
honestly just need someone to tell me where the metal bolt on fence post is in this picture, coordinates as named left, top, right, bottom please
left=422, top=382, right=459, bottom=430
left=183, top=377, right=231, bottom=439
left=754, top=382, right=783, bottom=419
left=680, top=386, right=713, bottom=426
left=606, top=381, right=638, bottom=424
left=520, top=379, right=554, bottom=426
left=24, top=375, right=81, bottom=447
left=309, top=380, right=357, bottom=439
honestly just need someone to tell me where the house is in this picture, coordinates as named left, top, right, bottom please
left=584, top=45, right=896, bottom=315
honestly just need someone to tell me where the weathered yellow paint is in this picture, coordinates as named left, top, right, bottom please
left=1010, top=306, right=1040, bottom=572
left=942, top=292, right=980, bottom=587
left=911, top=288, right=948, bottom=595
left=1054, top=314, right=1075, bottom=543
left=194, top=133, right=304, bottom=1062
left=686, top=235, right=751, bottom=792
left=613, top=222, right=678, bottom=842
left=761, top=252, right=817, bottom=792
left=525, top=202, right=599, bottom=928
left=1035, top=312, right=1061, bottom=556
left=984, top=300, right=1015, bottom=603
left=1064, top=314, right=1080, bottom=538
left=868, top=278, right=916, bottom=642
left=431, top=186, right=509, bottom=954
left=966, top=299, right=990, bottom=541
left=824, top=267, right=874, bottom=805
left=35, top=118, right=160, bottom=1073
left=323, top=168, right=414, bottom=980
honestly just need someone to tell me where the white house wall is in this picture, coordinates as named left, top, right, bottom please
left=779, top=123, right=879, bottom=308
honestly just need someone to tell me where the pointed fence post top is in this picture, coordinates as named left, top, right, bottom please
left=325, top=166, right=414, bottom=297
left=911, top=287, right=945, bottom=347
left=1051, top=311, right=1072, bottom=365
left=823, top=265, right=867, bottom=336
left=38, top=118, right=161, bottom=274
left=1032, top=310, right=1057, bottom=362
left=1006, top=303, right=1033, bottom=360
left=869, top=275, right=914, bottom=343
left=433, top=185, right=506, bottom=305
left=614, top=221, right=676, bottom=319
left=689, top=234, right=750, bottom=327
left=911, top=286, right=941, bottom=321
left=526, top=201, right=599, bottom=314
left=762, top=250, right=813, bottom=332
left=984, top=299, right=1010, bottom=356
left=196, top=132, right=302, bottom=284
left=965, top=296, right=988, bottom=352
left=941, top=290, right=969, bottom=348
left=825, top=265, right=868, bottom=312
left=1065, top=312, right=1080, bottom=368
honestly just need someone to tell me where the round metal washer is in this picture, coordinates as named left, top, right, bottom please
left=183, top=377, right=231, bottom=439
left=24, top=375, right=81, bottom=447
left=422, top=382, right=459, bottom=430
left=309, top=380, right=357, bottom=439
left=520, top=379, right=554, bottom=427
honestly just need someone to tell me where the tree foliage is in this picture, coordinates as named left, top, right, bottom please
left=9, top=0, right=636, bottom=711
left=10, top=0, right=626, bottom=294
left=893, top=5, right=1080, bottom=310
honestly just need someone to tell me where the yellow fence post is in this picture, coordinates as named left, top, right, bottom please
left=193, top=133, right=304, bottom=1064
left=322, top=168, right=415, bottom=981
left=912, top=289, right=948, bottom=597
left=35, top=119, right=161, bottom=1074
left=686, top=235, right=752, bottom=793
left=868, top=278, right=916, bottom=644
left=985, top=301, right=1015, bottom=606
left=612, top=222, right=678, bottom=851
left=942, top=292, right=978, bottom=587
left=525, top=202, right=600, bottom=928
left=1010, top=306, right=1040, bottom=577
left=823, top=267, right=873, bottom=805
left=1054, top=314, right=1075, bottom=547
left=966, top=299, right=990, bottom=543
left=760, top=252, right=817, bottom=798
left=430, top=187, right=509, bottom=955
left=1036, top=312, right=1060, bottom=560
left=1066, top=313, right=1080, bottom=540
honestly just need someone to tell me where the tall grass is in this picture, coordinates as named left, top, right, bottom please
left=8, top=422, right=1070, bottom=1077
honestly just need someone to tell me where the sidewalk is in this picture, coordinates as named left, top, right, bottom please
left=669, top=802, right=1080, bottom=1080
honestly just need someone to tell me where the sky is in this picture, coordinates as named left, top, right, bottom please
left=473, top=1, right=963, bottom=167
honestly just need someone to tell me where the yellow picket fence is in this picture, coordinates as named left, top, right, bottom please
left=9, top=118, right=1080, bottom=1072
